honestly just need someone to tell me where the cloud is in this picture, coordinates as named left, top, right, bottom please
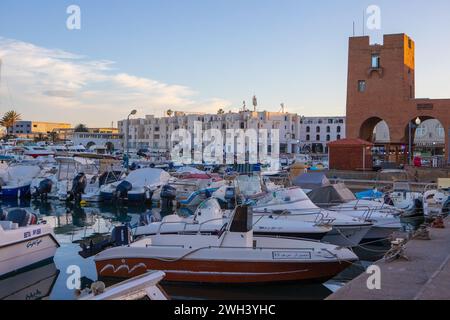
left=0, top=37, right=231, bottom=126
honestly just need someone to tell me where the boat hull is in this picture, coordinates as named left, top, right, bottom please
left=0, top=234, right=59, bottom=278
left=96, top=258, right=351, bottom=284
left=322, top=225, right=372, bottom=247
left=0, top=185, right=31, bottom=199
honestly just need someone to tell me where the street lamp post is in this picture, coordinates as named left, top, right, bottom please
left=125, top=109, right=137, bottom=170
left=408, top=117, right=421, bottom=165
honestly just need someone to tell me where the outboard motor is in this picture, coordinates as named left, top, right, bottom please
left=115, top=180, right=132, bottom=200
left=110, top=225, right=132, bottom=246
left=411, top=198, right=424, bottom=217
left=2, top=209, right=38, bottom=227
left=78, top=224, right=132, bottom=259
left=160, top=185, right=177, bottom=215
left=69, top=173, right=87, bottom=203
left=139, top=210, right=161, bottom=226
left=33, top=179, right=53, bottom=200
left=224, top=186, right=236, bottom=210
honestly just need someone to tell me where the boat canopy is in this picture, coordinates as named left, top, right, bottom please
left=292, top=172, right=330, bottom=190
left=307, top=184, right=356, bottom=205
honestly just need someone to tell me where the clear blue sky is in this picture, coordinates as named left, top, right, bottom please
left=1, top=0, right=450, bottom=126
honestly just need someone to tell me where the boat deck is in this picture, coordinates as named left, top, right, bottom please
left=327, top=216, right=450, bottom=300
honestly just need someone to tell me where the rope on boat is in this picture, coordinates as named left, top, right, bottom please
left=383, top=239, right=409, bottom=262
left=333, top=227, right=393, bottom=253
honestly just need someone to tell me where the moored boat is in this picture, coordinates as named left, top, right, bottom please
left=0, top=208, right=59, bottom=278
left=95, top=203, right=357, bottom=284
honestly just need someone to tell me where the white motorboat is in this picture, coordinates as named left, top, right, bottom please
left=134, top=198, right=332, bottom=241
left=0, top=164, right=42, bottom=199
left=78, top=271, right=168, bottom=300
left=22, top=146, right=55, bottom=159
left=384, top=181, right=423, bottom=215
left=251, top=188, right=373, bottom=247
left=100, top=168, right=170, bottom=202
left=422, top=181, right=450, bottom=217
left=95, top=203, right=358, bottom=284
left=31, top=157, right=123, bottom=202
left=0, top=208, right=59, bottom=278
left=307, top=184, right=403, bottom=241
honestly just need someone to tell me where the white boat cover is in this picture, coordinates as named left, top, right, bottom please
left=0, top=165, right=42, bottom=184
left=176, top=166, right=205, bottom=174
left=125, top=168, right=171, bottom=187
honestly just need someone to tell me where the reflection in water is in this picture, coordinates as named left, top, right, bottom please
left=0, top=262, right=60, bottom=300
left=163, top=282, right=333, bottom=300
left=0, top=198, right=428, bottom=300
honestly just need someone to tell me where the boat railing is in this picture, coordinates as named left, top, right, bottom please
left=316, top=202, right=380, bottom=221
left=155, top=217, right=226, bottom=235
left=252, top=208, right=335, bottom=225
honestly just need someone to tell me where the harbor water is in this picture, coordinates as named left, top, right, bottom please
left=0, top=199, right=425, bottom=301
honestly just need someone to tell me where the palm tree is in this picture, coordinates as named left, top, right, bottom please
left=217, top=108, right=225, bottom=115
left=166, top=109, right=173, bottom=117
left=74, top=124, right=89, bottom=132
left=0, top=110, right=21, bottom=136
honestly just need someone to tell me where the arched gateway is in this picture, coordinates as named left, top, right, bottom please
left=346, top=34, right=449, bottom=166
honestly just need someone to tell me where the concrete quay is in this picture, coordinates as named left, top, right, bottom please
left=327, top=217, right=450, bottom=300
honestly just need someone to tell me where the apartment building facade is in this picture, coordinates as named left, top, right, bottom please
left=118, top=110, right=303, bottom=155
left=299, top=116, right=346, bottom=154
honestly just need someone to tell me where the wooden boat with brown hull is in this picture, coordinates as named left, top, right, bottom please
left=96, top=255, right=352, bottom=284
left=94, top=200, right=357, bottom=284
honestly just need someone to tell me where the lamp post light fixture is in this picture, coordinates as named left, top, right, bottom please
left=124, top=109, right=138, bottom=170
left=408, top=117, right=422, bottom=165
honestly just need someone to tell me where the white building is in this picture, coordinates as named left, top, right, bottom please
left=299, top=116, right=345, bottom=154
left=118, top=110, right=303, bottom=155
left=72, top=132, right=123, bottom=152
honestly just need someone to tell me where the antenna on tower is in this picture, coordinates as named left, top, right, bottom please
left=252, top=95, right=257, bottom=112
left=280, top=103, right=285, bottom=113
left=352, top=21, right=355, bottom=36
left=362, top=9, right=365, bottom=36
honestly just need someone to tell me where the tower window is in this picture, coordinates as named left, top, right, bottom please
left=358, top=80, right=366, bottom=92
left=371, top=54, right=380, bottom=68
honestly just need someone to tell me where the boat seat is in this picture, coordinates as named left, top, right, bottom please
left=161, top=215, right=184, bottom=223
left=0, top=221, right=18, bottom=230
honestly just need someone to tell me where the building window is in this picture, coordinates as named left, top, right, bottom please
left=306, top=126, right=310, bottom=133
left=326, top=126, right=330, bottom=133
left=408, top=39, right=412, bottom=49
left=415, top=126, right=426, bottom=137
left=316, top=135, right=320, bottom=141
left=337, top=126, right=341, bottom=133
left=326, top=135, right=330, bottom=141
left=358, top=80, right=366, bottom=92
left=316, top=126, right=320, bottom=133
left=337, top=134, right=341, bottom=140
left=306, top=135, right=310, bottom=141
left=371, top=54, right=380, bottom=68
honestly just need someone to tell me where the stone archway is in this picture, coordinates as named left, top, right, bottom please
left=86, top=141, right=96, bottom=150
left=359, top=117, right=386, bottom=142
left=403, top=116, right=446, bottom=167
